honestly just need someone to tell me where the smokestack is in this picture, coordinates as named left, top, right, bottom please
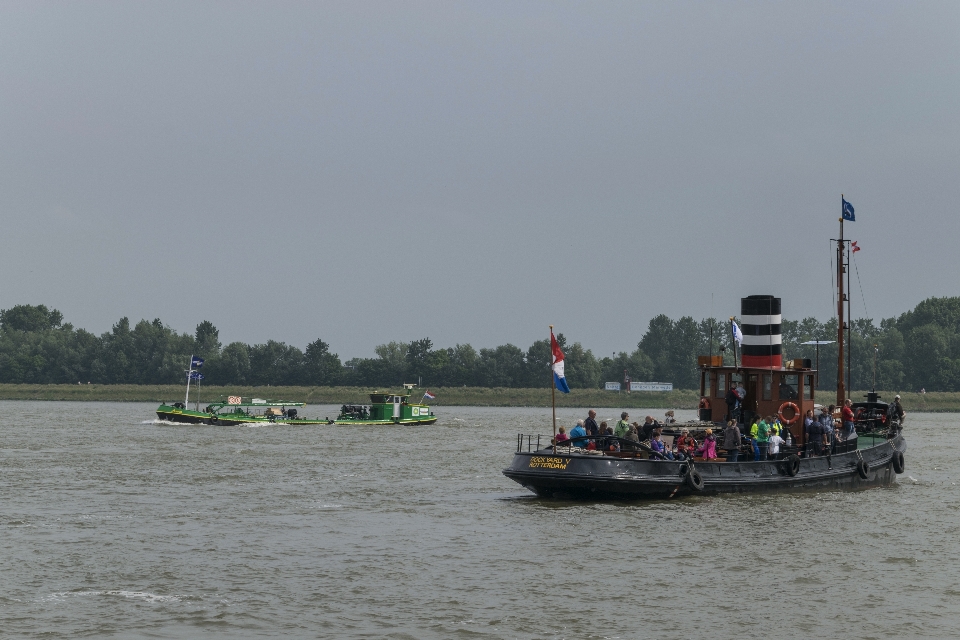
left=740, top=295, right=782, bottom=368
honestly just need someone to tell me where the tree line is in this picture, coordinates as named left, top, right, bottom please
left=1, top=297, right=959, bottom=391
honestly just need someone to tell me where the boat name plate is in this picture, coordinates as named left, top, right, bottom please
left=528, top=456, right=571, bottom=470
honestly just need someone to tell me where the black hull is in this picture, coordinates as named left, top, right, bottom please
left=156, top=411, right=211, bottom=425
left=503, top=435, right=906, bottom=499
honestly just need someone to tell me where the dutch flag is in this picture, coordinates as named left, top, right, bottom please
left=551, top=330, right=570, bottom=394
left=423, top=390, right=436, bottom=400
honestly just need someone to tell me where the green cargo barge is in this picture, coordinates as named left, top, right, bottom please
left=157, top=397, right=329, bottom=426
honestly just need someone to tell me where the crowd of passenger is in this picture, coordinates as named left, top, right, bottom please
left=550, top=395, right=891, bottom=462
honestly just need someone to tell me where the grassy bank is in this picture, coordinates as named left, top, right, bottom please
left=0, top=384, right=956, bottom=411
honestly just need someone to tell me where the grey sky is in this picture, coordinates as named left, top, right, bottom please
left=1, top=1, right=958, bottom=360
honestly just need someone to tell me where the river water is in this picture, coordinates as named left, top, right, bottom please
left=1, top=402, right=957, bottom=638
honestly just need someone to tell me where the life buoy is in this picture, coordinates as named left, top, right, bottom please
left=778, top=402, right=800, bottom=425
left=698, top=397, right=711, bottom=410
left=892, top=451, right=905, bottom=474
left=783, top=454, right=801, bottom=477
left=856, top=459, right=870, bottom=479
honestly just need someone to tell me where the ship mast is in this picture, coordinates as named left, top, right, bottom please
left=836, top=198, right=847, bottom=406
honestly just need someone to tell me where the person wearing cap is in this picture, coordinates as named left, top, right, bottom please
left=614, top=412, right=631, bottom=439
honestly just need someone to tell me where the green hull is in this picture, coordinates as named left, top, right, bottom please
left=157, top=404, right=329, bottom=426
left=332, top=416, right=438, bottom=426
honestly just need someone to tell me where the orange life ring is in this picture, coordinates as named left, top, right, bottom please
left=778, top=402, right=800, bottom=425
left=698, top=397, right=711, bottom=410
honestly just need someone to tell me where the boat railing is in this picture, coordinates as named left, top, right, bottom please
left=515, top=434, right=665, bottom=457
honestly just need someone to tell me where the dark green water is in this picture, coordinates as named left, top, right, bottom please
left=1, top=402, right=955, bottom=638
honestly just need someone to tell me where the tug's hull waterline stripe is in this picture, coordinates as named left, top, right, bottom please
left=740, top=296, right=782, bottom=367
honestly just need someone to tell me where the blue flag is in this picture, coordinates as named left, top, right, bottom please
left=188, top=371, right=204, bottom=380
left=191, top=355, right=204, bottom=369
left=842, top=198, right=855, bottom=222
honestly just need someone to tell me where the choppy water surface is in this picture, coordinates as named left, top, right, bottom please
left=1, top=402, right=958, bottom=638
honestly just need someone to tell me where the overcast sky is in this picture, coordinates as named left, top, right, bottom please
left=1, top=1, right=958, bottom=359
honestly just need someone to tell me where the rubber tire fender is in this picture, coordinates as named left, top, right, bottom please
left=856, top=459, right=870, bottom=479
left=783, top=454, right=801, bottom=477
left=892, top=450, right=905, bottom=474
left=209, top=416, right=218, bottom=425
left=686, top=470, right=704, bottom=491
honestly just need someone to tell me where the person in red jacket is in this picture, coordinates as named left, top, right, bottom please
left=842, top=399, right=856, bottom=439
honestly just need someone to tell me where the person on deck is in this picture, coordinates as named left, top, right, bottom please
left=569, top=420, right=587, bottom=448
left=675, top=428, right=697, bottom=461
left=805, top=413, right=824, bottom=456
left=842, top=399, right=856, bottom=439
left=819, top=406, right=835, bottom=451
left=747, top=416, right=761, bottom=461
left=890, top=395, right=906, bottom=428
left=650, top=432, right=674, bottom=460
left=755, top=417, right=771, bottom=461
left=614, top=412, right=631, bottom=439
left=725, top=384, right=739, bottom=423
left=735, top=381, right=746, bottom=420
left=640, top=416, right=658, bottom=441
left=555, top=426, right=569, bottom=444
left=596, top=421, right=608, bottom=449
left=584, top=410, right=600, bottom=438
left=695, top=428, right=718, bottom=460
left=767, top=429, right=785, bottom=460
left=604, top=424, right=620, bottom=452
left=625, top=423, right=640, bottom=448
left=723, top=420, right=742, bottom=462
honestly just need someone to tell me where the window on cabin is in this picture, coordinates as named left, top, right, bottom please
left=804, top=375, right=814, bottom=400
left=716, top=373, right=726, bottom=398
left=779, top=374, right=799, bottom=400
left=762, top=374, right=772, bottom=400
left=702, top=371, right=712, bottom=397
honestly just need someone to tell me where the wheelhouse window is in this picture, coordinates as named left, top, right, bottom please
left=779, top=374, right=799, bottom=400
left=762, top=374, right=772, bottom=401
left=716, top=373, right=726, bottom=399
left=804, top=375, right=814, bottom=400
left=702, top=371, right=712, bottom=397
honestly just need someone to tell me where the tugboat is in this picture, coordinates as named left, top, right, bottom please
left=505, top=207, right=907, bottom=498
left=330, top=390, right=437, bottom=426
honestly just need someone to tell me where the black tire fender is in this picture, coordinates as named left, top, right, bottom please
left=783, top=454, right=801, bottom=477
left=210, top=416, right=218, bottom=425
left=856, top=459, right=870, bottom=479
left=892, top=450, right=905, bottom=474
left=686, top=470, right=704, bottom=491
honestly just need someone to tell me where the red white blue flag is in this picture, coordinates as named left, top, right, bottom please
left=423, top=390, right=436, bottom=400
left=551, top=330, right=570, bottom=394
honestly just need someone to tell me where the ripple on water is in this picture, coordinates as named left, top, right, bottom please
left=2, top=403, right=959, bottom=638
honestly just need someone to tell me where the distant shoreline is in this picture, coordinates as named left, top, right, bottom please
left=0, top=384, right=954, bottom=411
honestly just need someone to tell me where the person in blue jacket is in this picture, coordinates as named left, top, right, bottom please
left=569, top=420, right=588, bottom=448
